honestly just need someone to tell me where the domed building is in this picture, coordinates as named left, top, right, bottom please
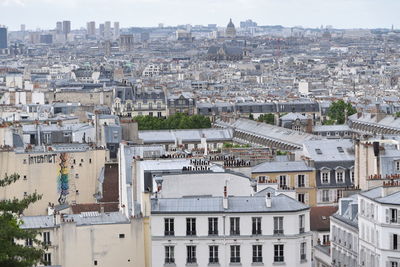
left=225, top=18, right=236, bottom=38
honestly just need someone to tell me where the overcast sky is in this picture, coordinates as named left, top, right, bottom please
left=1, top=0, right=399, bottom=31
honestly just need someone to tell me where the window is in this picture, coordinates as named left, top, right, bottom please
left=43, top=232, right=50, bottom=245
left=279, top=175, right=287, bottom=189
left=186, top=218, right=196, bottom=236
left=208, top=217, right=218, bottom=235
left=274, top=244, right=284, bottom=262
left=323, top=234, right=330, bottom=245
left=322, top=190, right=329, bottom=202
left=94, top=260, right=97, bottom=266
left=396, top=161, right=400, bottom=171
left=252, top=245, right=263, bottom=263
left=298, top=193, right=305, bottom=203
left=209, top=245, right=219, bottom=264
left=336, top=171, right=344, bottom=183
left=187, top=246, right=196, bottom=263
left=119, top=234, right=125, bottom=238
left=230, top=245, right=240, bottom=263
left=300, top=242, right=307, bottom=261
left=299, top=214, right=305, bottom=234
left=165, top=246, right=175, bottom=264
left=297, top=174, right=305, bottom=187
left=351, top=171, right=355, bottom=183
left=252, top=217, right=262, bottom=235
left=230, top=217, right=240, bottom=235
left=390, top=262, right=398, bottom=267
left=25, top=238, right=33, bottom=246
left=390, top=209, right=398, bottom=223
left=273, top=217, right=284, bottom=235
left=392, top=234, right=399, bottom=250
left=321, top=172, right=330, bottom=183
left=43, top=253, right=51, bottom=266
left=258, top=176, right=266, bottom=183
left=165, top=218, right=174, bottom=236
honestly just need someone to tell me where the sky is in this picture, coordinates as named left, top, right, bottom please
left=0, top=0, right=399, bottom=31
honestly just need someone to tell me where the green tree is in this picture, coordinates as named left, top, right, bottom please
left=257, top=113, right=275, bottom=125
left=248, top=113, right=254, bottom=120
left=327, top=100, right=357, bottom=124
left=133, top=113, right=211, bottom=130
left=0, top=174, right=45, bottom=267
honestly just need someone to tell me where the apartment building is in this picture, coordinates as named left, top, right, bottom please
left=0, top=144, right=108, bottom=215
left=151, top=193, right=312, bottom=267
left=302, top=139, right=355, bottom=206
left=251, top=160, right=317, bottom=206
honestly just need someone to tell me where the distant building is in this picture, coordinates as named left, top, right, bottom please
left=114, top=22, right=120, bottom=40
left=0, top=26, right=8, bottom=49
left=119, top=34, right=134, bottom=52
left=39, top=34, right=53, bottom=44
left=104, top=21, right=111, bottom=40
left=87, top=21, right=96, bottom=37
left=62, top=21, right=71, bottom=36
left=226, top=18, right=237, bottom=38
left=56, top=21, right=62, bottom=34
left=99, top=23, right=105, bottom=38
left=206, top=44, right=243, bottom=61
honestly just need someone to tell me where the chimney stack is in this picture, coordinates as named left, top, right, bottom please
left=223, top=185, right=228, bottom=209
left=266, top=192, right=272, bottom=208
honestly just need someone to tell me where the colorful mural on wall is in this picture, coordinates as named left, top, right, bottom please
left=57, top=153, right=69, bottom=204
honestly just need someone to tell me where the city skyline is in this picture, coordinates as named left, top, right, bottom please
left=1, top=0, right=400, bottom=30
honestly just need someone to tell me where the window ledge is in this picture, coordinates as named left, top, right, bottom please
left=164, top=264, right=176, bottom=267
left=186, top=264, right=198, bottom=267
left=272, top=262, right=286, bottom=266
left=251, top=263, right=264, bottom=266
left=229, top=264, right=242, bottom=266
left=208, top=264, right=220, bottom=267
left=301, top=259, right=307, bottom=263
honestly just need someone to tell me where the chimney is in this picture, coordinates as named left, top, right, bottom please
left=266, top=192, right=272, bottom=208
left=223, top=185, right=228, bottom=209
left=100, top=206, right=105, bottom=214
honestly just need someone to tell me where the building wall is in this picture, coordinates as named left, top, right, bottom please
left=151, top=211, right=312, bottom=267
left=46, top=91, right=113, bottom=106
left=252, top=170, right=317, bottom=206
left=0, top=149, right=107, bottom=215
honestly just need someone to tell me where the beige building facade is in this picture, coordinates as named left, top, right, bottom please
left=0, top=146, right=108, bottom=215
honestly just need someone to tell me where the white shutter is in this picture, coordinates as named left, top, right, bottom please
left=294, top=174, right=298, bottom=188
left=390, top=234, right=394, bottom=250
left=330, top=189, right=335, bottom=202
left=397, top=209, right=400, bottom=223
left=386, top=209, right=390, bottom=223
left=305, top=174, right=309, bottom=187
left=317, top=191, right=321, bottom=203
left=305, top=193, right=309, bottom=205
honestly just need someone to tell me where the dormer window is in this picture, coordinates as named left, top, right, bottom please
left=336, top=170, right=345, bottom=183
left=321, top=170, right=330, bottom=184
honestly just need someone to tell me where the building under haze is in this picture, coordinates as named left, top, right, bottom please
left=62, top=20, right=71, bottom=36
left=0, top=26, right=7, bottom=49
left=87, top=21, right=96, bottom=37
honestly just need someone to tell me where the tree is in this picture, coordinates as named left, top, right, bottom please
left=327, top=100, right=357, bottom=125
left=133, top=113, right=211, bottom=130
left=257, top=113, right=275, bottom=125
left=0, top=174, right=45, bottom=267
left=248, top=113, right=254, bottom=120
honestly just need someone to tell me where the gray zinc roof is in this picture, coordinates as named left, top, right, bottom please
left=151, top=195, right=308, bottom=214
left=252, top=160, right=314, bottom=173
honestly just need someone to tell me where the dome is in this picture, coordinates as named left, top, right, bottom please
left=227, top=18, right=235, bottom=29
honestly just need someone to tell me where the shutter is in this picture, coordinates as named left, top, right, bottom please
left=317, top=191, right=321, bottom=203
left=330, top=190, right=334, bottom=202
left=305, top=193, right=309, bottom=205
left=305, top=174, right=309, bottom=187
left=397, top=209, right=400, bottom=223
left=398, top=234, right=400, bottom=250
left=386, top=209, right=390, bottom=223
left=390, top=234, right=394, bottom=250
left=295, top=174, right=298, bottom=188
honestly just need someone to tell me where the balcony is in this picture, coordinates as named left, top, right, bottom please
left=252, top=257, right=263, bottom=263
left=299, top=227, right=305, bottom=234
left=273, top=229, right=284, bottom=235
left=208, top=231, right=218, bottom=236
left=230, top=230, right=240, bottom=236
left=164, top=231, right=175, bottom=236
left=186, top=231, right=196, bottom=236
